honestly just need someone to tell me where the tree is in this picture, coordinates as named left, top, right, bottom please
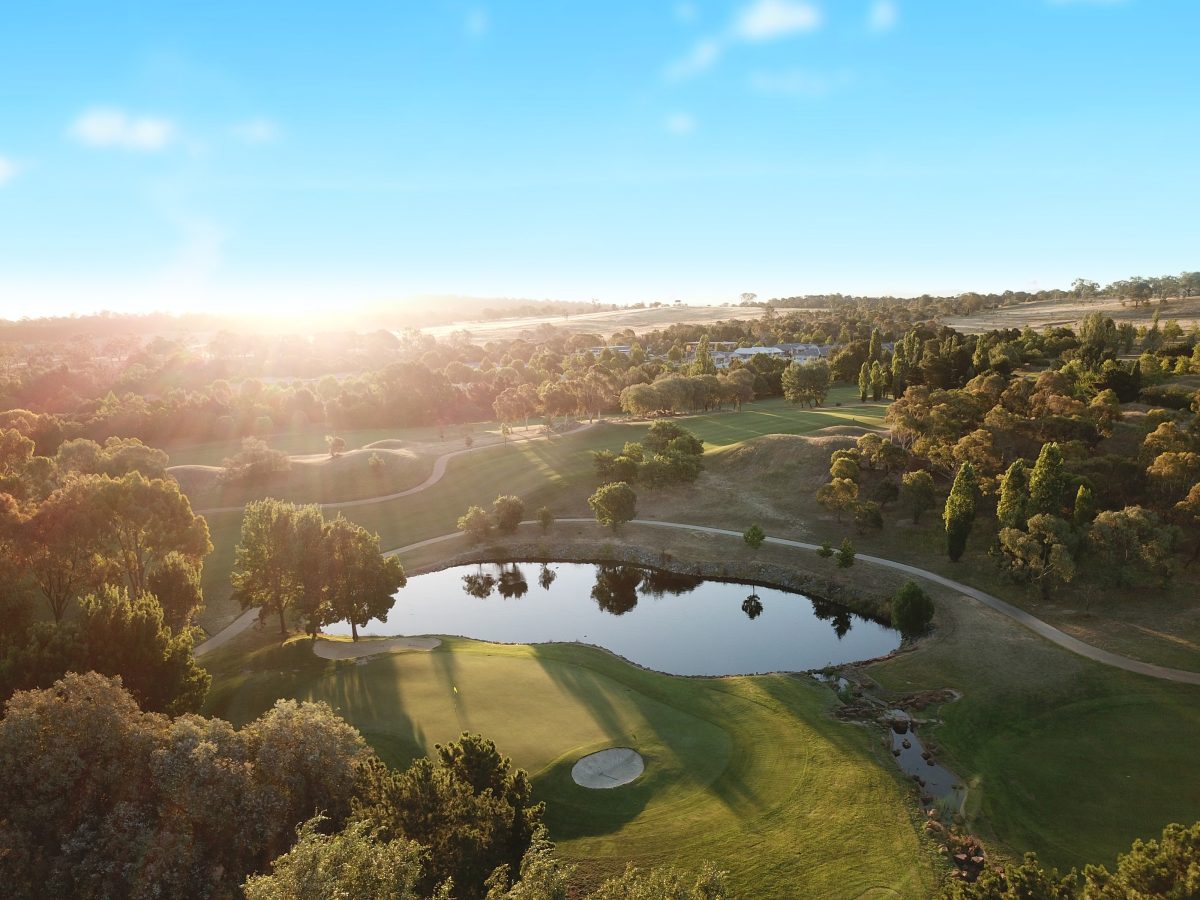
left=322, top=516, right=407, bottom=641
left=1082, top=820, right=1200, bottom=898
left=23, top=483, right=106, bottom=622
left=890, top=581, right=934, bottom=637
left=146, top=551, right=205, bottom=631
left=458, top=505, right=494, bottom=542
left=854, top=500, right=883, bottom=533
left=233, top=499, right=309, bottom=634
left=997, top=515, right=1077, bottom=599
left=835, top=538, right=856, bottom=568
left=220, top=437, right=291, bottom=484
left=0, top=585, right=208, bottom=714
left=243, top=818, right=425, bottom=900
left=1176, top=483, right=1200, bottom=563
left=537, top=506, right=554, bottom=532
left=1073, top=483, right=1096, bottom=528
left=353, top=732, right=544, bottom=900
left=588, top=482, right=637, bottom=531
left=781, top=360, right=831, bottom=407
left=690, top=336, right=717, bottom=376
left=937, top=851, right=1077, bottom=899
left=817, top=478, right=859, bottom=521
left=743, top=524, right=765, bottom=549
left=0, top=674, right=368, bottom=899
left=586, top=863, right=729, bottom=899
left=1029, top=442, right=1071, bottom=518
left=326, top=434, right=347, bottom=458
left=996, top=459, right=1030, bottom=531
left=858, top=361, right=870, bottom=402
left=493, top=495, right=526, bottom=535
left=1087, top=506, right=1178, bottom=587
left=91, top=472, right=213, bottom=600
left=943, top=461, right=979, bottom=561
left=901, top=470, right=936, bottom=524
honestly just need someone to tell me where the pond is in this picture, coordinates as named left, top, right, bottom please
left=321, top=561, right=900, bottom=676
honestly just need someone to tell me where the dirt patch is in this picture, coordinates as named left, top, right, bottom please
left=312, top=636, right=441, bottom=659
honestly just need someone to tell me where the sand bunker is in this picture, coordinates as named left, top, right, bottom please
left=571, top=747, right=645, bottom=789
left=313, top=636, right=441, bottom=659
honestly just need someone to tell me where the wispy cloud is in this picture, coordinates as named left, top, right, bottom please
left=665, top=0, right=822, bottom=81
left=735, top=0, right=822, bottom=41
left=748, top=68, right=850, bottom=97
left=868, top=0, right=898, bottom=32
left=674, top=2, right=699, bottom=24
left=70, top=107, right=176, bottom=151
left=231, top=118, right=280, bottom=145
left=665, top=112, right=697, bottom=135
left=666, top=38, right=724, bottom=80
left=465, top=7, right=489, bottom=38
left=0, top=156, right=16, bottom=186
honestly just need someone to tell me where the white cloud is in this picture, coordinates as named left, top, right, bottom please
left=665, top=112, right=696, bottom=135
left=0, top=156, right=16, bottom=186
left=465, top=7, right=489, bottom=38
left=666, top=0, right=822, bottom=81
left=665, top=38, right=724, bottom=80
left=868, top=0, right=898, bottom=32
left=735, top=0, right=822, bottom=41
left=231, top=118, right=280, bottom=145
left=749, top=68, right=848, bottom=97
left=70, top=107, right=176, bottom=151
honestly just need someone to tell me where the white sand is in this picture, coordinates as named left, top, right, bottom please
left=571, top=747, right=645, bottom=789
left=313, top=636, right=441, bottom=659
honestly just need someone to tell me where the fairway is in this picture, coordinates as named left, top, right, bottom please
left=193, top=389, right=890, bottom=631
left=203, top=630, right=934, bottom=897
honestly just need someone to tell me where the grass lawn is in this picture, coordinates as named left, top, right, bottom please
left=871, top=593, right=1200, bottom=872
left=203, top=629, right=935, bottom=897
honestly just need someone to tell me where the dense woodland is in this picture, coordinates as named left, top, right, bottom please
left=2, top=279, right=1200, bottom=897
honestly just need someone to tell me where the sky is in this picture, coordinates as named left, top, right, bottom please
left=0, top=0, right=1197, bottom=318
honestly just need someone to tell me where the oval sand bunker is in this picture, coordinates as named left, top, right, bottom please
left=571, top=747, right=645, bottom=789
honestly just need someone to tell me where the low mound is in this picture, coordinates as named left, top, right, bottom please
left=313, top=636, right=441, bottom=659
left=571, top=747, right=645, bottom=789
left=712, top=433, right=856, bottom=478
left=812, top=423, right=884, bottom=437
left=363, top=438, right=409, bottom=450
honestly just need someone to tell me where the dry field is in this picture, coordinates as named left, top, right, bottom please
left=419, top=303, right=777, bottom=342
left=944, top=295, right=1200, bottom=334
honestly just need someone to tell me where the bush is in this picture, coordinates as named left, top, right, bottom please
left=816, top=542, right=834, bottom=559
left=891, top=581, right=934, bottom=637
left=835, top=538, right=856, bottom=568
left=743, top=524, right=765, bottom=550
left=853, top=501, right=883, bottom=533
left=536, top=506, right=554, bottom=532
left=492, top=495, right=525, bottom=534
left=457, top=506, right=492, bottom=542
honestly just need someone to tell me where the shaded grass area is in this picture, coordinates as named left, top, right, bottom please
left=203, top=629, right=934, bottom=897
left=871, top=595, right=1200, bottom=872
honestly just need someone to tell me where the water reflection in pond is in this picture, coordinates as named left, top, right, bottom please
left=322, top=561, right=900, bottom=676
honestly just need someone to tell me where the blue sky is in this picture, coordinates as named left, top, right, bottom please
left=0, top=0, right=1196, bottom=317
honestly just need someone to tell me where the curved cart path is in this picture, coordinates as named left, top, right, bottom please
left=190, top=422, right=595, bottom=516
left=198, top=517, right=1200, bottom=686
